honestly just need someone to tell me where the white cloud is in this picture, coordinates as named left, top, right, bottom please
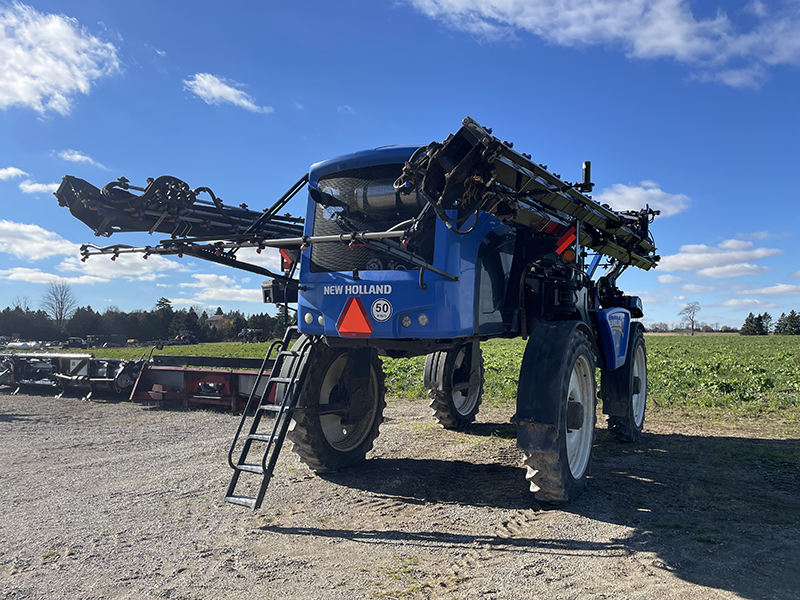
left=736, top=230, right=785, bottom=241
left=174, top=273, right=262, bottom=303
left=0, top=267, right=106, bottom=285
left=238, top=247, right=282, bottom=272
left=717, top=239, right=752, bottom=251
left=657, top=274, right=682, bottom=284
left=790, top=270, right=800, bottom=278
left=0, top=166, right=27, bottom=180
left=595, top=181, right=690, bottom=217
left=738, top=283, right=800, bottom=295
left=682, top=284, right=715, bottom=293
left=337, top=105, right=355, bottom=114
left=19, top=180, right=59, bottom=194
left=405, top=0, right=800, bottom=88
left=0, top=220, right=78, bottom=259
left=57, top=149, right=107, bottom=170
left=145, top=44, right=166, bottom=57
left=182, top=73, right=273, bottom=114
left=696, top=263, right=770, bottom=278
left=722, top=298, right=777, bottom=308
left=658, top=239, right=783, bottom=273
left=745, top=1, right=769, bottom=19
left=693, top=65, right=767, bottom=89
left=179, top=274, right=238, bottom=289
left=59, top=254, right=186, bottom=282
left=0, top=3, right=120, bottom=115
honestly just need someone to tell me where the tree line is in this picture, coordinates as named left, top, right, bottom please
left=0, top=293, right=292, bottom=344
left=740, top=310, right=800, bottom=335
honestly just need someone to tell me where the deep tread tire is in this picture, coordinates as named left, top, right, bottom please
left=425, top=344, right=484, bottom=430
left=519, top=328, right=596, bottom=503
left=285, top=337, right=385, bottom=473
left=602, top=326, right=647, bottom=443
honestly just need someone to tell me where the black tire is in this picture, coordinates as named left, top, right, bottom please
left=425, top=343, right=484, bottom=430
left=286, top=337, right=385, bottom=473
left=602, top=326, right=647, bottom=443
left=518, top=327, right=596, bottom=503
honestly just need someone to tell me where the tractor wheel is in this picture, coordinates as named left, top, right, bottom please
left=425, top=343, right=484, bottom=430
left=519, top=328, right=596, bottom=503
left=286, top=337, right=385, bottom=473
left=602, top=326, right=647, bottom=443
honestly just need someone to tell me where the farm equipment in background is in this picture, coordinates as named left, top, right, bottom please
left=128, top=353, right=274, bottom=411
left=0, top=349, right=275, bottom=411
left=55, top=117, right=659, bottom=508
left=238, top=329, right=269, bottom=343
left=0, top=353, right=136, bottom=399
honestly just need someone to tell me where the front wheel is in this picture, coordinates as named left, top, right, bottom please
left=602, top=326, right=647, bottom=443
left=517, top=326, right=597, bottom=503
left=286, top=338, right=386, bottom=473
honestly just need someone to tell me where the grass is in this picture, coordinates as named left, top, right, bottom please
left=43, top=334, right=800, bottom=418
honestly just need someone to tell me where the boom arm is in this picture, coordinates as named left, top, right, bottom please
left=55, top=174, right=306, bottom=240
left=395, top=117, right=660, bottom=270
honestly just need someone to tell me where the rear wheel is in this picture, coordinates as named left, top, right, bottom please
left=425, top=343, right=484, bottom=430
left=603, top=326, right=647, bottom=443
left=286, top=338, right=385, bottom=473
left=518, top=328, right=596, bottom=502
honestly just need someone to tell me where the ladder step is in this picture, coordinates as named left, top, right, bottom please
left=237, top=463, right=264, bottom=474
left=246, top=432, right=274, bottom=443
left=224, top=495, right=257, bottom=509
left=258, top=403, right=286, bottom=413
left=268, top=376, right=295, bottom=384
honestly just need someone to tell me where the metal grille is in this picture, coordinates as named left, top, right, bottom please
left=310, top=164, right=434, bottom=272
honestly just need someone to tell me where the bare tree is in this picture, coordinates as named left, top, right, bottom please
left=11, top=295, right=32, bottom=311
left=679, top=301, right=701, bottom=335
left=41, top=279, right=78, bottom=332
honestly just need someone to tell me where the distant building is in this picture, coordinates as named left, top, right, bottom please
left=206, top=314, right=233, bottom=329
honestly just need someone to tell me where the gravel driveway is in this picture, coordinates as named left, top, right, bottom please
left=1, top=390, right=798, bottom=599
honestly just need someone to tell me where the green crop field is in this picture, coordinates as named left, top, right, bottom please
left=382, top=335, right=800, bottom=418
left=644, top=335, right=800, bottom=417
left=40, top=334, right=800, bottom=418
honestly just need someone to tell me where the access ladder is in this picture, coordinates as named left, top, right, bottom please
left=224, top=328, right=311, bottom=509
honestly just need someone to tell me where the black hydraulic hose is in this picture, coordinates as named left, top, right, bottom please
left=193, top=186, right=236, bottom=224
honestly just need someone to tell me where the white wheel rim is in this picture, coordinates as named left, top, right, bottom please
left=632, top=344, right=646, bottom=427
left=566, top=354, right=594, bottom=479
left=318, top=354, right=378, bottom=451
left=451, top=347, right=479, bottom=416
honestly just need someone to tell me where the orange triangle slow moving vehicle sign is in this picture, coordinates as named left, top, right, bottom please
left=336, top=297, right=374, bottom=338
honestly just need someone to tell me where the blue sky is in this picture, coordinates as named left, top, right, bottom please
left=1, top=0, right=798, bottom=327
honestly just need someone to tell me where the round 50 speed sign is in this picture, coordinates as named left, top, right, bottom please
left=371, top=298, right=392, bottom=322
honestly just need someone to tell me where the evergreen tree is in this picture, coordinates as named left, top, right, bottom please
left=740, top=312, right=759, bottom=335
left=67, top=306, right=101, bottom=337
left=760, top=312, right=773, bottom=334
left=787, top=310, right=800, bottom=335
left=774, top=313, right=788, bottom=335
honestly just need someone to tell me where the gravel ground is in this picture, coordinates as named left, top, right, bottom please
left=1, top=389, right=799, bottom=600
